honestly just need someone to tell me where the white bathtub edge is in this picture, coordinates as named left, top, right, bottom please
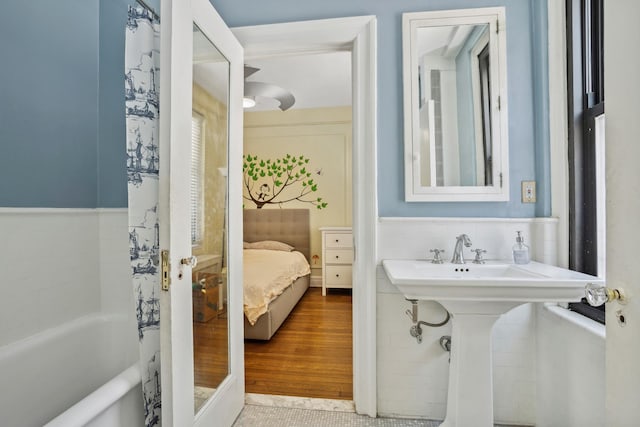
left=0, top=313, right=128, bottom=362
left=44, top=363, right=141, bottom=427
left=542, top=303, right=606, bottom=339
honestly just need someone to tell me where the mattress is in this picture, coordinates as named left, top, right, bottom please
left=243, top=248, right=311, bottom=325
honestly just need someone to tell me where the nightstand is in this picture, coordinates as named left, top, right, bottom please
left=320, top=227, right=353, bottom=296
left=192, top=254, right=222, bottom=322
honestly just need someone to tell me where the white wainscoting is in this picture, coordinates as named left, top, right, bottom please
left=0, top=208, right=135, bottom=351
left=0, top=209, right=101, bottom=346
left=97, top=209, right=136, bottom=321
left=4, top=210, right=601, bottom=425
left=376, top=217, right=557, bottom=425
left=377, top=216, right=558, bottom=265
left=536, top=304, right=605, bottom=427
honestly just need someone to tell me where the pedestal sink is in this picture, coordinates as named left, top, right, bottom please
left=382, top=260, right=602, bottom=427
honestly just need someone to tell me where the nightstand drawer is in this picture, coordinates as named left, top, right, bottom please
left=325, top=233, right=352, bottom=248
left=325, top=249, right=353, bottom=265
left=325, top=265, right=352, bottom=286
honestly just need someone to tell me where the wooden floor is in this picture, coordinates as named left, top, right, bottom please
left=192, top=287, right=353, bottom=400
left=193, top=310, right=229, bottom=389
left=244, top=287, right=353, bottom=400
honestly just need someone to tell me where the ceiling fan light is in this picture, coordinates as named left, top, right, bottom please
left=243, top=97, right=256, bottom=108
left=244, top=81, right=295, bottom=111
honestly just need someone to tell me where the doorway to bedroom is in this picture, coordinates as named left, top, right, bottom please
left=241, top=49, right=354, bottom=402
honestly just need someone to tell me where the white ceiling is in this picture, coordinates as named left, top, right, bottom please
left=245, top=51, right=352, bottom=111
left=193, top=51, right=352, bottom=111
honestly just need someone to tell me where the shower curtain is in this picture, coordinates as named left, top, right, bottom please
left=125, top=6, right=161, bottom=427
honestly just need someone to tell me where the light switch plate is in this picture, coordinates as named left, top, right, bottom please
left=521, top=181, right=536, bottom=203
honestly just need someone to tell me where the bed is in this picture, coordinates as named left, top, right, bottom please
left=243, top=209, right=311, bottom=340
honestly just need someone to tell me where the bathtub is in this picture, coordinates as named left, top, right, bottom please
left=0, top=313, right=144, bottom=427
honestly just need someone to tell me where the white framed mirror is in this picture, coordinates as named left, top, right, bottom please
left=402, top=7, right=509, bottom=201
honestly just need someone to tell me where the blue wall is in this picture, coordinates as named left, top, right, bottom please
left=211, top=0, right=548, bottom=217
left=0, top=0, right=99, bottom=207
left=98, top=0, right=159, bottom=207
left=0, top=0, right=549, bottom=217
left=98, top=0, right=133, bottom=207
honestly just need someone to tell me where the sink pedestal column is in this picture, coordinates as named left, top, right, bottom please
left=439, top=301, right=522, bottom=427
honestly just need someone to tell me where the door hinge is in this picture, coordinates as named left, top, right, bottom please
left=499, top=173, right=503, bottom=188
left=496, top=20, right=499, bottom=34
left=161, top=249, right=171, bottom=291
left=498, top=96, right=501, bottom=111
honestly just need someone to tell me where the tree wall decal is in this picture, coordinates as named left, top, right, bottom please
left=243, top=153, right=328, bottom=210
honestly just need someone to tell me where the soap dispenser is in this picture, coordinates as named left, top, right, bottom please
left=512, top=231, right=530, bottom=264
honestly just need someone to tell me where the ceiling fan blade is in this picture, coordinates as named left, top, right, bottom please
left=244, top=81, right=296, bottom=111
left=244, top=65, right=260, bottom=79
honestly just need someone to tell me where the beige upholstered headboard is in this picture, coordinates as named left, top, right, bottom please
left=243, top=209, right=311, bottom=261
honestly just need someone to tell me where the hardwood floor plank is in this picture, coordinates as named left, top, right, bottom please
left=244, top=288, right=353, bottom=400
left=193, top=313, right=229, bottom=388
left=193, top=287, right=353, bottom=399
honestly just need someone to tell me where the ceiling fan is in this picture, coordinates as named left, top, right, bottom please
left=243, top=65, right=295, bottom=111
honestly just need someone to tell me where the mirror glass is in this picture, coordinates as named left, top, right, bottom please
left=417, top=23, right=490, bottom=187
left=191, top=23, right=230, bottom=413
left=403, top=8, right=509, bottom=201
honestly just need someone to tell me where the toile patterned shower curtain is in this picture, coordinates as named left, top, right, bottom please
left=125, top=7, right=161, bottom=427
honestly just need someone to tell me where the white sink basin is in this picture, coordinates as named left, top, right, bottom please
left=381, top=258, right=603, bottom=427
left=382, top=259, right=601, bottom=302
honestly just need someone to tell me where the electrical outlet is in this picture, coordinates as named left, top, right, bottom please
left=522, top=181, right=536, bottom=203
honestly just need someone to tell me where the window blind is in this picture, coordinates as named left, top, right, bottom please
left=191, top=113, right=205, bottom=246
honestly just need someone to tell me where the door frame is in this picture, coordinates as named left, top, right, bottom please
left=548, top=0, right=569, bottom=269
left=232, top=16, right=378, bottom=416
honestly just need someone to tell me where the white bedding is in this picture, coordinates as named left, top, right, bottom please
left=243, top=249, right=311, bottom=325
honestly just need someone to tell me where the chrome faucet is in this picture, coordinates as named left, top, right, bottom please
left=451, top=234, right=472, bottom=264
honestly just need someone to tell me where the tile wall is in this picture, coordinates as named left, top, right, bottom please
left=0, top=209, right=100, bottom=346
left=536, top=304, right=605, bottom=427
left=0, top=208, right=136, bottom=350
left=2, top=210, right=603, bottom=426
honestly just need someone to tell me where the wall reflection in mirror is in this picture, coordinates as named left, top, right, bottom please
left=404, top=8, right=509, bottom=202
left=417, top=23, right=492, bottom=187
left=191, top=23, right=230, bottom=414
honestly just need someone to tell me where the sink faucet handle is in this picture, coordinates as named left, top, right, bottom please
left=430, top=249, right=446, bottom=264
left=471, top=248, right=487, bottom=264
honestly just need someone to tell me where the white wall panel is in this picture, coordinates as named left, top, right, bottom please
left=536, top=304, right=605, bottom=427
left=0, top=209, right=100, bottom=346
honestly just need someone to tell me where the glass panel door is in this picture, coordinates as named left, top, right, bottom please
left=160, top=0, right=244, bottom=425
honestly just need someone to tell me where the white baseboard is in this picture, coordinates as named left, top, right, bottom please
left=310, top=275, right=322, bottom=288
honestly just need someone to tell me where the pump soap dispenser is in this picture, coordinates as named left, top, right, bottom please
left=512, top=231, right=530, bottom=264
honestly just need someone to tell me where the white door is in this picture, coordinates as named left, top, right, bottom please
left=605, top=2, right=640, bottom=425
left=159, top=0, right=244, bottom=426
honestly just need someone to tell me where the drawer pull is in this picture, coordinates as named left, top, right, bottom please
left=335, top=239, right=339, bottom=243
left=335, top=255, right=340, bottom=259
left=336, top=274, right=340, bottom=277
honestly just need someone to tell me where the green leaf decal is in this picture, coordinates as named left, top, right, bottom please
left=242, top=154, right=328, bottom=210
